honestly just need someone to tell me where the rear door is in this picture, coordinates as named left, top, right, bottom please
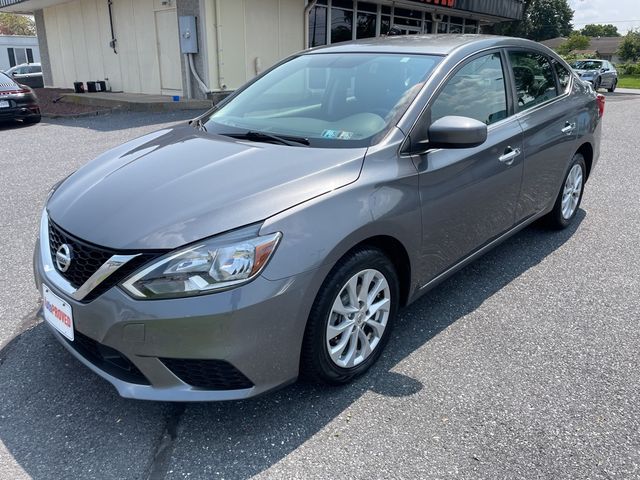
left=601, top=61, right=616, bottom=88
left=507, top=50, right=579, bottom=220
left=412, top=50, right=525, bottom=283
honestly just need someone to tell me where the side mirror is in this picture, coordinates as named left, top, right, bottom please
left=427, top=116, right=488, bottom=149
left=601, top=67, right=609, bottom=72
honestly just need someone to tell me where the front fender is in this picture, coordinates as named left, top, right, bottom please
left=260, top=138, right=422, bottom=297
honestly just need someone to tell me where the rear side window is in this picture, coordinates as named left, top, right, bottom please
left=553, top=61, right=571, bottom=93
left=431, top=53, right=508, bottom=126
left=509, top=51, right=558, bottom=111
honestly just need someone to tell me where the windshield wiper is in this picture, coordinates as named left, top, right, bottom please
left=221, top=131, right=310, bottom=147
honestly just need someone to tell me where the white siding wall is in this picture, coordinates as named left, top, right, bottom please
left=0, top=35, right=41, bottom=72
left=43, top=0, right=182, bottom=94
left=204, top=0, right=304, bottom=91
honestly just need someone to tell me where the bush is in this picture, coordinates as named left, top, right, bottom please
left=617, top=63, right=640, bottom=75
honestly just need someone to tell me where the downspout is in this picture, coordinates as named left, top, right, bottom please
left=304, top=0, right=318, bottom=49
left=213, top=0, right=226, bottom=90
left=107, top=0, right=117, bottom=54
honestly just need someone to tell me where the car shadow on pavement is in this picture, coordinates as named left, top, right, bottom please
left=0, top=120, right=35, bottom=131
left=0, top=211, right=585, bottom=480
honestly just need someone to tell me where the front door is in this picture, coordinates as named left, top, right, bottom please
left=155, top=9, right=183, bottom=94
left=413, top=51, right=524, bottom=284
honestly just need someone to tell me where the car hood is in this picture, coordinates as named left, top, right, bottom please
left=48, top=125, right=366, bottom=250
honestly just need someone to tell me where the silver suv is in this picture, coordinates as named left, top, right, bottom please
left=35, top=35, right=603, bottom=401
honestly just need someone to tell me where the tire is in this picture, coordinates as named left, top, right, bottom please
left=300, top=246, right=399, bottom=385
left=608, top=80, right=617, bottom=93
left=593, top=77, right=601, bottom=91
left=543, top=153, right=586, bottom=230
left=23, top=114, right=41, bottom=124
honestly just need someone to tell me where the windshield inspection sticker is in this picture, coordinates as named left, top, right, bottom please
left=322, top=130, right=354, bottom=140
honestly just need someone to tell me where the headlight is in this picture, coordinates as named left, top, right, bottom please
left=121, top=226, right=281, bottom=299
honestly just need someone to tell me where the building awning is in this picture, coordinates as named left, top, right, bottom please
left=406, top=0, right=523, bottom=20
left=0, top=0, right=65, bottom=13
left=3, top=0, right=524, bottom=19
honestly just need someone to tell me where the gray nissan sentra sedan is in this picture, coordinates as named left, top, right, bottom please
left=34, top=35, right=603, bottom=401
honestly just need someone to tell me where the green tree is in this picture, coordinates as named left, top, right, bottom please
left=0, top=13, right=36, bottom=36
left=618, top=30, right=640, bottom=62
left=557, top=33, right=590, bottom=55
left=490, top=0, right=574, bottom=41
left=580, top=24, right=620, bottom=37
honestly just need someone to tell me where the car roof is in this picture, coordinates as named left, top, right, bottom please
left=305, top=34, right=547, bottom=56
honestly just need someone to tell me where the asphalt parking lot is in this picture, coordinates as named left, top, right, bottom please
left=1, top=91, right=639, bottom=480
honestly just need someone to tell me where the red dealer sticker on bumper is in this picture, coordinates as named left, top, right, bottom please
left=43, top=284, right=74, bottom=341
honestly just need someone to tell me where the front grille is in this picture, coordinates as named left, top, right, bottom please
left=66, top=331, right=150, bottom=385
left=48, top=221, right=114, bottom=288
left=160, top=358, right=254, bottom=390
left=47, top=219, right=164, bottom=302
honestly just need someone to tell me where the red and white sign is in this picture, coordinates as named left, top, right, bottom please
left=413, top=0, right=456, bottom=7
left=43, top=284, right=74, bottom=341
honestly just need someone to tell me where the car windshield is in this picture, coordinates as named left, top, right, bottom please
left=572, top=60, right=602, bottom=70
left=203, top=53, right=441, bottom=148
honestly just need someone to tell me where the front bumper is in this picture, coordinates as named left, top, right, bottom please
left=34, top=237, right=325, bottom=401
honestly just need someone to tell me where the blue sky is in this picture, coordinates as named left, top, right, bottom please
left=570, top=0, right=640, bottom=34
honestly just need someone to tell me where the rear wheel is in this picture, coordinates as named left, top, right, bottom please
left=23, top=114, right=41, bottom=124
left=301, top=247, right=399, bottom=384
left=543, top=153, right=586, bottom=230
left=608, top=80, right=617, bottom=93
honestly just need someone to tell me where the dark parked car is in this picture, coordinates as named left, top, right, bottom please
left=4, top=62, right=44, bottom=89
left=35, top=35, right=603, bottom=401
left=0, top=71, right=41, bottom=124
left=571, top=59, right=618, bottom=92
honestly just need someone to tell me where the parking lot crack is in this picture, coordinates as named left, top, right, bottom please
left=144, top=403, right=186, bottom=480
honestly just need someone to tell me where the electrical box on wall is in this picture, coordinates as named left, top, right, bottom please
left=179, top=16, right=198, bottom=54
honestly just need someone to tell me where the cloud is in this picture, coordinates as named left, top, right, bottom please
left=569, top=0, right=640, bottom=33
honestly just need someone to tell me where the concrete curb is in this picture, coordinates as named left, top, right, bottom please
left=59, top=94, right=212, bottom=112
left=42, top=108, right=114, bottom=119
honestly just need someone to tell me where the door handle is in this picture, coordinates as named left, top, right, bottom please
left=561, top=122, right=576, bottom=135
left=498, top=147, right=521, bottom=166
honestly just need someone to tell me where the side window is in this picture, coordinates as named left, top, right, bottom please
left=509, top=51, right=558, bottom=110
left=553, top=61, right=571, bottom=93
left=431, top=53, right=508, bottom=126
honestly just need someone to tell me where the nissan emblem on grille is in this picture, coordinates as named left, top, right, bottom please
left=55, top=244, right=72, bottom=272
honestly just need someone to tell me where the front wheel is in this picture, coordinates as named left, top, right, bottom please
left=593, top=77, right=601, bottom=91
left=300, top=247, right=399, bottom=384
left=543, top=153, right=586, bottom=230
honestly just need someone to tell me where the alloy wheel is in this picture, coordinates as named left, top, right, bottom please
left=326, top=269, right=391, bottom=368
left=561, top=164, right=583, bottom=219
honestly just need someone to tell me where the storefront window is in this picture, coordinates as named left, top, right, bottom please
left=356, top=2, right=377, bottom=39
left=308, top=1, right=481, bottom=47
left=309, top=6, right=328, bottom=47
left=380, top=15, right=391, bottom=35
left=437, top=15, right=449, bottom=33
left=464, top=19, right=478, bottom=34
left=449, top=16, right=463, bottom=34
left=331, top=2, right=353, bottom=44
